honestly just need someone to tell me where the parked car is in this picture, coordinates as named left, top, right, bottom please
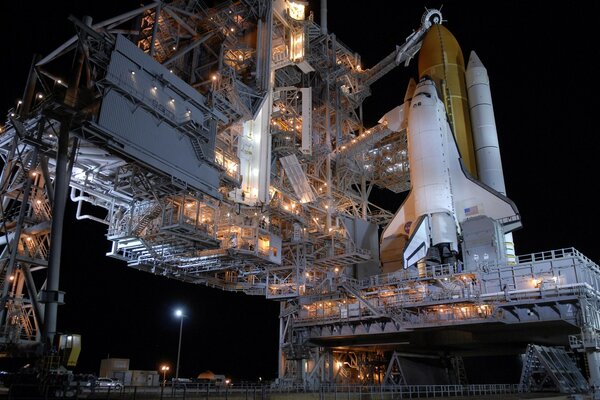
left=170, top=377, right=192, bottom=388
left=95, top=377, right=123, bottom=389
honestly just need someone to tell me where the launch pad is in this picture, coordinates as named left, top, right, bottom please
left=1, top=0, right=599, bottom=394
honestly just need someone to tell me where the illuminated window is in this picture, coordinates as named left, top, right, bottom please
left=287, top=1, right=306, bottom=20
left=290, top=31, right=304, bottom=62
left=258, top=235, right=270, bottom=254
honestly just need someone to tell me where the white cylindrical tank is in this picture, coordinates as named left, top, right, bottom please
left=466, top=51, right=506, bottom=194
left=466, top=51, right=515, bottom=263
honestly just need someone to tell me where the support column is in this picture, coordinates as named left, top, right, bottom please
left=41, top=120, right=72, bottom=349
left=278, top=304, right=286, bottom=380
left=588, top=351, right=600, bottom=390
left=149, top=3, right=162, bottom=58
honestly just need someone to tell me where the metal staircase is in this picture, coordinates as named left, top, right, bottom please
left=519, top=344, right=588, bottom=394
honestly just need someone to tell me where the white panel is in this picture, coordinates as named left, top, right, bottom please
left=258, top=92, right=272, bottom=203
left=97, top=35, right=221, bottom=198
left=268, top=233, right=282, bottom=264
left=239, top=94, right=272, bottom=204
left=280, top=154, right=316, bottom=203
left=239, top=119, right=260, bottom=202
left=98, top=92, right=220, bottom=197
left=300, top=88, right=312, bottom=155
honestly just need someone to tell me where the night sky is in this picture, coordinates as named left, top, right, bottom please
left=2, top=0, right=600, bottom=382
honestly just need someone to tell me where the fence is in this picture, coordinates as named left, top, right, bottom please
left=1, top=383, right=523, bottom=400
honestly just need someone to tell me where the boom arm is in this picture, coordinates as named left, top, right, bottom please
left=362, top=8, right=443, bottom=87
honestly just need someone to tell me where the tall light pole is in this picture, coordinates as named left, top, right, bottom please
left=161, top=365, right=170, bottom=387
left=174, top=309, right=185, bottom=382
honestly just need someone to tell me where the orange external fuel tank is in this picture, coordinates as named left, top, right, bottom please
left=418, top=24, right=478, bottom=178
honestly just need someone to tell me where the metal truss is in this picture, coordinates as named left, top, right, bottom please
left=0, top=0, right=418, bottom=354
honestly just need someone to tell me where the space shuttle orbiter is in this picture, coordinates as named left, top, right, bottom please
left=380, top=22, right=521, bottom=272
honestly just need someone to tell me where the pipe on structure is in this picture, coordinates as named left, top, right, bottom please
left=320, top=0, right=327, bottom=34
left=70, top=187, right=110, bottom=225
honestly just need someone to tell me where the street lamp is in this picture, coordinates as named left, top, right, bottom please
left=161, top=365, right=170, bottom=386
left=174, top=309, right=186, bottom=382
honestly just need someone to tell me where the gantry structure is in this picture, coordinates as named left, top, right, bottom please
left=1, top=0, right=600, bottom=391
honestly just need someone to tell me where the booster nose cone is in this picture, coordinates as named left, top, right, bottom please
left=465, top=51, right=489, bottom=86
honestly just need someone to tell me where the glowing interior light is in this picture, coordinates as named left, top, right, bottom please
left=290, top=31, right=305, bottom=61
left=288, top=1, right=306, bottom=20
left=37, top=94, right=43, bottom=99
left=57, top=79, right=62, bottom=84
left=212, top=75, right=217, bottom=81
left=17, top=100, right=23, bottom=105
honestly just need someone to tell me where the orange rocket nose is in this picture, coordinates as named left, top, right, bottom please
left=417, top=24, right=477, bottom=178
left=418, top=24, right=465, bottom=78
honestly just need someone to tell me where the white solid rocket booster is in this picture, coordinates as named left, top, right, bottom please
left=465, top=51, right=506, bottom=194
left=466, top=51, right=516, bottom=263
